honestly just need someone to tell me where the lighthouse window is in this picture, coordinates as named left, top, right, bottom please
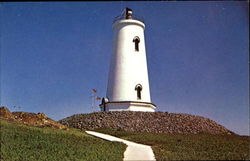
left=133, top=37, right=140, bottom=51
left=135, top=84, right=142, bottom=100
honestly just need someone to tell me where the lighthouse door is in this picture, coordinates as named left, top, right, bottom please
left=135, top=84, right=142, bottom=100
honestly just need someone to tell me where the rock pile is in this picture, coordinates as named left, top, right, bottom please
left=59, top=111, right=234, bottom=135
left=0, top=106, right=68, bottom=130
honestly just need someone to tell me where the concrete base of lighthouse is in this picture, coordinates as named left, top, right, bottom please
left=100, top=101, right=156, bottom=112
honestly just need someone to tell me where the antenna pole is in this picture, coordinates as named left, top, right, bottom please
left=91, top=89, right=97, bottom=112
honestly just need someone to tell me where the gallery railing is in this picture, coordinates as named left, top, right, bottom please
left=113, top=14, right=145, bottom=24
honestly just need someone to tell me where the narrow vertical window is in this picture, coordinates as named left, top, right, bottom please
left=101, top=98, right=106, bottom=111
left=133, top=37, right=140, bottom=51
left=135, top=84, right=142, bottom=100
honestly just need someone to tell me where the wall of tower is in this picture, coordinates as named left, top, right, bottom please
left=106, top=19, right=151, bottom=103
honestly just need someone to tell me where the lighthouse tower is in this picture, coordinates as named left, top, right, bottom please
left=100, top=8, right=156, bottom=112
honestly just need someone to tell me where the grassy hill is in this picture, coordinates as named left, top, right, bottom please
left=95, top=128, right=250, bottom=160
left=0, top=118, right=126, bottom=161
left=60, top=111, right=249, bottom=160
left=1, top=107, right=249, bottom=161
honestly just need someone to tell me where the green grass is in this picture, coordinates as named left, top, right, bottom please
left=95, top=128, right=250, bottom=160
left=0, top=119, right=126, bottom=161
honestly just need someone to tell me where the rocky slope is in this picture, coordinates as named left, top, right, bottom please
left=0, top=106, right=67, bottom=130
left=59, top=111, right=234, bottom=135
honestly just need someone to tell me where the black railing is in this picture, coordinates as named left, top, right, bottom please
left=113, top=14, right=145, bottom=24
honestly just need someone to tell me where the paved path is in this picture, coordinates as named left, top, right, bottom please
left=85, top=131, right=156, bottom=161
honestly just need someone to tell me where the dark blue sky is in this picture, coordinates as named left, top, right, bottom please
left=1, top=2, right=249, bottom=135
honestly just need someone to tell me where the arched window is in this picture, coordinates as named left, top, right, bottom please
left=135, top=84, right=143, bottom=100
left=133, top=36, right=140, bottom=51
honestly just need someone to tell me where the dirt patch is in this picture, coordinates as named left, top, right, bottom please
left=0, top=106, right=68, bottom=130
left=0, top=107, right=15, bottom=120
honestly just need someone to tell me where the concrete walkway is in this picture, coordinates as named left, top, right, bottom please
left=85, top=131, right=156, bottom=161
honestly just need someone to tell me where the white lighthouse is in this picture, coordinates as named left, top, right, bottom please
left=100, top=8, right=156, bottom=112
